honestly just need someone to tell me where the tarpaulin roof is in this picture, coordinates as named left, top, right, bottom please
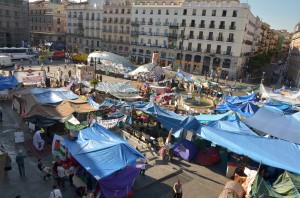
left=128, top=63, right=156, bottom=76
left=83, top=81, right=139, bottom=94
left=124, top=101, right=149, bottom=108
left=216, top=101, right=259, bottom=118
left=244, top=106, right=300, bottom=144
left=252, top=171, right=300, bottom=197
left=173, top=115, right=201, bottom=137
left=195, top=112, right=232, bottom=123
left=264, top=100, right=292, bottom=111
left=110, top=93, right=143, bottom=100
left=87, top=98, right=100, bottom=110
left=175, top=70, right=192, bottom=82
left=0, top=75, right=18, bottom=91
left=25, top=115, right=58, bottom=127
left=199, top=124, right=300, bottom=174
left=136, top=102, right=185, bottom=135
left=69, top=101, right=97, bottom=113
left=223, top=93, right=257, bottom=104
left=260, top=84, right=300, bottom=105
left=30, top=88, right=78, bottom=104
left=64, top=123, right=144, bottom=179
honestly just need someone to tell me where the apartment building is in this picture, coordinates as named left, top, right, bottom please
left=130, top=0, right=259, bottom=78
left=0, top=0, right=30, bottom=47
left=66, top=1, right=103, bottom=53
left=287, top=23, right=300, bottom=87
left=102, top=1, right=132, bottom=56
left=29, top=0, right=66, bottom=47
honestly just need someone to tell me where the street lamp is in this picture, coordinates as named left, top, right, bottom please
left=178, top=26, right=189, bottom=71
left=261, top=72, right=265, bottom=85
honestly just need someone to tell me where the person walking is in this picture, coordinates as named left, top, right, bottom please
left=173, top=179, right=183, bottom=198
left=49, top=184, right=62, bottom=198
left=99, top=74, right=102, bottom=82
left=68, top=70, right=71, bottom=79
left=4, top=153, right=12, bottom=179
left=57, top=163, right=67, bottom=189
left=16, top=150, right=26, bottom=177
left=47, top=66, right=50, bottom=73
left=68, top=164, right=74, bottom=186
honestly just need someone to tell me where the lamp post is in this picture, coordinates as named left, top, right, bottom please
left=178, top=26, right=189, bottom=71
left=261, top=72, right=265, bottom=85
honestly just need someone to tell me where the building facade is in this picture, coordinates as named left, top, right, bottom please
left=287, top=23, right=300, bottom=87
left=102, top=1, right=132, bottom=56
left=66, top=1, right=103, bottom=53
left=130, top=0, right=259, bottom=78
left=29, top=0, right=66, bottom=48
left=0, top=0, right=30, bottom=47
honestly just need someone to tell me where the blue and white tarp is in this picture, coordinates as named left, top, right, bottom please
left=223, top=93, right=257, bottom=104
left=0, top=75, right=18, bottom=91
left=194, top=111, right=232, bottom=123
left=199, top=124, right=300, bottom=175
left=244, top=106, right=300, bottom=144
left=216, top=101, right=259, bottom=118
left=176, top=70, right=192, bottom=82
left=30, top=88, right=78, bottom=104
left=64, top=123, right=145, bottom=179
left=88, top=98, right=100, bottom=110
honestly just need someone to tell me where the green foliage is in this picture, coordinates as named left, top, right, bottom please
left=90, top=78, right=99, bottom=86
left=250, top=51, right=274, bottom=70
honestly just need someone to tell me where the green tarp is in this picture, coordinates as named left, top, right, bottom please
left=252, top=171, right=300, bottom=197
left=65, top=121, right=87, bottom=131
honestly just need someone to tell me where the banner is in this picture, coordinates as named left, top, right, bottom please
left=14, top=70, right=46, bottom=85
left=152, top=53, right=158, bottom=64
left=52, top=134, right=67, bottom=160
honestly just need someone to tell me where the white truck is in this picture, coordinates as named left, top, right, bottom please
left=0, top=55, right=14, bottom=69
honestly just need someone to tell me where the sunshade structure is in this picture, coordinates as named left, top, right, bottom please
left=243, top=106, right=300, bottom=144
left=128, top=63, right=164, bottom=77
left=251, top=171, right=300, bottom=197
left=195, top=111, right=233, bottom=123
left=88, top=51, right=135, bottom=73
left=64, top=123, right=145, bottom=198
left=216, top=101, right=260, bottom=118
left=82, top=81, right=139, bottom=94
left=175, top=70, right=192, bottom=82
left=0, top=75, right=18, bottom=91
left=199, top=120, right=300, bottom=175
left=223, top=93, right=257, bottom=105
left=260, top=84, right=300, bottom=105
left=30, top=88, right=78, bottom=104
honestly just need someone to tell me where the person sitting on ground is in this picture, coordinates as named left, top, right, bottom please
left=37, top=159, right=51, bottom=180
left=32, top=128, right=45, bottom=151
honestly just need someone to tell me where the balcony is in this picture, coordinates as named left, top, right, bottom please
left=216, top=50, right=221, bottom=54
left=148, top=22, right=153, bottom=25
left=163, top=22, right=169, bottom=26
left=131, top=41, right=138, bottom=45
left=155, top=22, right=161, bottom=26
left=223, top=51, right=233, bottom=56
left=219, top=25, right=225, bottom=29
left=131, top=31, right=139, bottom=37
left=197, top=35, right=204, bottom=40
left=78, top=15, right=83, bottom=20
left=131, top=22, right=139, bottom=26
left=126, top=20, right=131, bottom=24
left=229, top=26, right=236, bottom=30
left=189, top=23, right=196, bottom=28
left=185, top=47, right=192, bottom=51
left=120, top=20, right=124, bottom=24
left=207, top=36, right=214, bottom=40
left=209, top=24, right=215, bottom=29
left=205, top=49, right=211, bottom=53
left=199, top=24, right=205, bottom=28
left=217, top=37, right=223, bottom=41
left=140, top=21, right=146, bottom=25
left=169, top=23, right=179, bottom=28
left=103, top=29, right=112, bottom=33
left=168, top=33, right=178, bottom=39
left=189, top=35, right=195, bottom=39
left=196, top=48, right=202, bottom=52
left=227, top=38, right=234, bottom=42
left=113, top=30, right=118, bottom=33
left=181, top=23, right=186, bottom=27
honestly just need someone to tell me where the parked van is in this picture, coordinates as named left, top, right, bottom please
left=50, top=51, right=65, bottom=60
left=0, top=55, right=14, bottom=69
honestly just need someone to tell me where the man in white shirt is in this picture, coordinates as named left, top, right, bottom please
left=57, top=163, right=67, bottom=189
left=49, top=184, right=62, bottom=198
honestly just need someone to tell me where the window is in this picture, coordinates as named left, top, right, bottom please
left=222, top=10, right=227, bottom=17
left=202, top=10, right=206, bottom=16
left=166, top=10, right=169, bottom=15
left=226, top=46, right=232, bottom=54
left=135, top=10, right=138, bottom=14
left=206, top=44, right=211, bottom=53
left=216, top=45, right=221, bottom=54
left=158, top=10, right=161, bottom=15
left=116, top=9, right=119, bottom=14
left=143, top=9, right=146, bottom=14
left=86, top=40, right=89, bottom=45
left=57, top=27, right=60, bottom=32
left=57, top=18, right=60, bottom=24
left=48, top=27, right=51, bottom=31
left=233, top=10, right=237, bottom=17
left=197, top=43, right=201, bottom=51
left=192, top=9, right=196, bottom=15
left=212, top=10, right=216, bottom=16
left=174, top=10, right=178, bottom=15
left=183, top=9, right=187, bottom=15
left=150, top=10, right=153, bottom=14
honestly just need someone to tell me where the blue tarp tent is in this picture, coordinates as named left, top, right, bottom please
left=176, top=70, right=192, bottom=82
left=30, top=88, right=78, bottom=104
left=136, top=102, right=185, bottom=135
left=173, top=115, right=201, bottom=137
left=124, top=101, right=149, bottom=109
left=195, top=111, right=232, bottom=123
left=64, top=123, right=145, bottom=198
left=216, top=101, right=259, bottom=118
left=87, top=98, right=100, bottom=109
left=199, top=125, right=300, bottom=175
left=264, top=100, right=292, bottom=111
left=0, top=75, right=18, bottom=91
left=223, top=93, right=257, bottom=104
left=244, top=106, right=300, bottom=144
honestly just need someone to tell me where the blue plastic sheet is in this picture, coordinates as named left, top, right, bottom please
left=88, top=98, right=100, bottom=109
left=0, top=75, right=18, bottom=91
left=194, top=112, right=232, bottom=123
left=64, top=123, right=145, bottom=179
left=216, top=101, right=259, bottom=118
left=224, top=93, right=257, bottom=104
left=199, top=125, right=300, bottom=175
left=31, top=88, right=78, bottom=104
